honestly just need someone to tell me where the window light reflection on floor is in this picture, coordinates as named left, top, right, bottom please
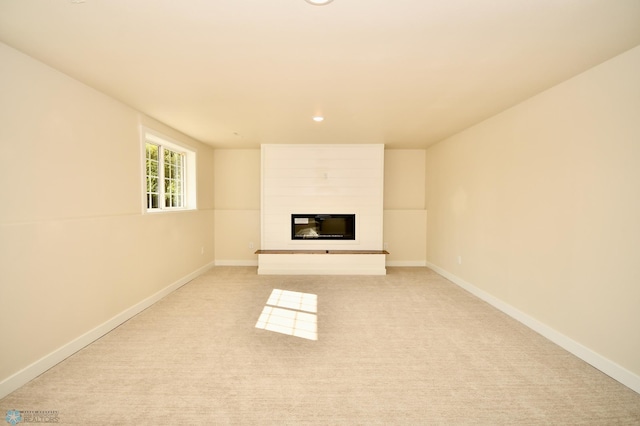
left=255, top=289, right=318, bottom=340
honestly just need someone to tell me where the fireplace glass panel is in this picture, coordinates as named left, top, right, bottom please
left=291, top=214, right=355, bottom=240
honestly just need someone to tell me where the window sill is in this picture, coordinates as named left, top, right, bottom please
left=145, top=207, right=197, bottom=214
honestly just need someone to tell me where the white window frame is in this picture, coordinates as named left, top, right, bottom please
left=142, top=127, right=197, bottom=212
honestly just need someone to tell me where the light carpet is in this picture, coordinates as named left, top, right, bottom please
left=2, top=267, right=639, bottom=425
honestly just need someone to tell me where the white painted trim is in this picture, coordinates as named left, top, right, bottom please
left=0, top=261, right=216, bottom=399
left=386, top=260, right=427, bottom=267
left=214, top=259, right=259, bottom=266
left=425, top=261, right=640, bottom=395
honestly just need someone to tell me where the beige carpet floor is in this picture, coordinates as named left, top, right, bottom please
left=2, top=267, right=639, bottom=425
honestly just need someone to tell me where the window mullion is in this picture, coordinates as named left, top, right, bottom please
left=158, top=145, right=166, bottom=209
left=179, top=153, right=186, bottom=207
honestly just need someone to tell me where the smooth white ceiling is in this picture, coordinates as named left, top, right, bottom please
left=1, top=0, right=639, bottom=148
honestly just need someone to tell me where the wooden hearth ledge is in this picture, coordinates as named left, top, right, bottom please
left=255, top=249, right=389, bottom=255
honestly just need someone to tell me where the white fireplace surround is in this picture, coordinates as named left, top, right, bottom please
left=259, top=144, right=386, bottom=275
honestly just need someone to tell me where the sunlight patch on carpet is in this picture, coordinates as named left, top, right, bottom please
left=255, top=289, right=317, bottom=340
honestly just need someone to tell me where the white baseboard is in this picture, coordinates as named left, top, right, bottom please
left=257, top=253, right=386, bottom=275
left=215, top=260, right=426, bottom=268
left=386, top=260, right=427, bottom=267
left=0, top=261, right=216, bottom=399
left=425, top=261, right=640, bottom=395
left=257, top=267, right=387, bottom=275
left=215, top=259, right=259, bottom=266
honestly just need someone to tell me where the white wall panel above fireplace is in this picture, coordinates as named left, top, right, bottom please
left=261, top=144, right=385, bottom=256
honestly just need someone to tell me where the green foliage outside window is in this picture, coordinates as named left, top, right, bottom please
left=146, top=142, right=184, bottom=210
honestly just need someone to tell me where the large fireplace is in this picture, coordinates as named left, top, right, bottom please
left=291, top=214, right=355, bottom=240
left=260, top=144, right=384, bottom=275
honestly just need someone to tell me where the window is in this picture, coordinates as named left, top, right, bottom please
left=145, top=143, right=184, bottom=209
left=143, top=129, right=196, bottom=211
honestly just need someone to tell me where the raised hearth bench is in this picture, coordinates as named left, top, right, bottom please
left=255, top=250, right=389, bottom=275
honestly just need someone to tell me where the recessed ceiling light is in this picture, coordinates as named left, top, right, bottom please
left=312, top=116, right=325, bottom=122
left=305, top=0, right=334, bottom=5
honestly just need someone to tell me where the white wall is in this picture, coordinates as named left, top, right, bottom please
left=213, top=148, right=428, bottom=266
left=213, top=149, right=261, bottom=265
left=425, top=45, right=640, bottom=391
left=383, top=150, right=427, bottom=265
left=0, top=42, right=216, bottom=397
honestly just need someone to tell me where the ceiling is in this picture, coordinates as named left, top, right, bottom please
left=1, top=0, right=640, bottom=149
